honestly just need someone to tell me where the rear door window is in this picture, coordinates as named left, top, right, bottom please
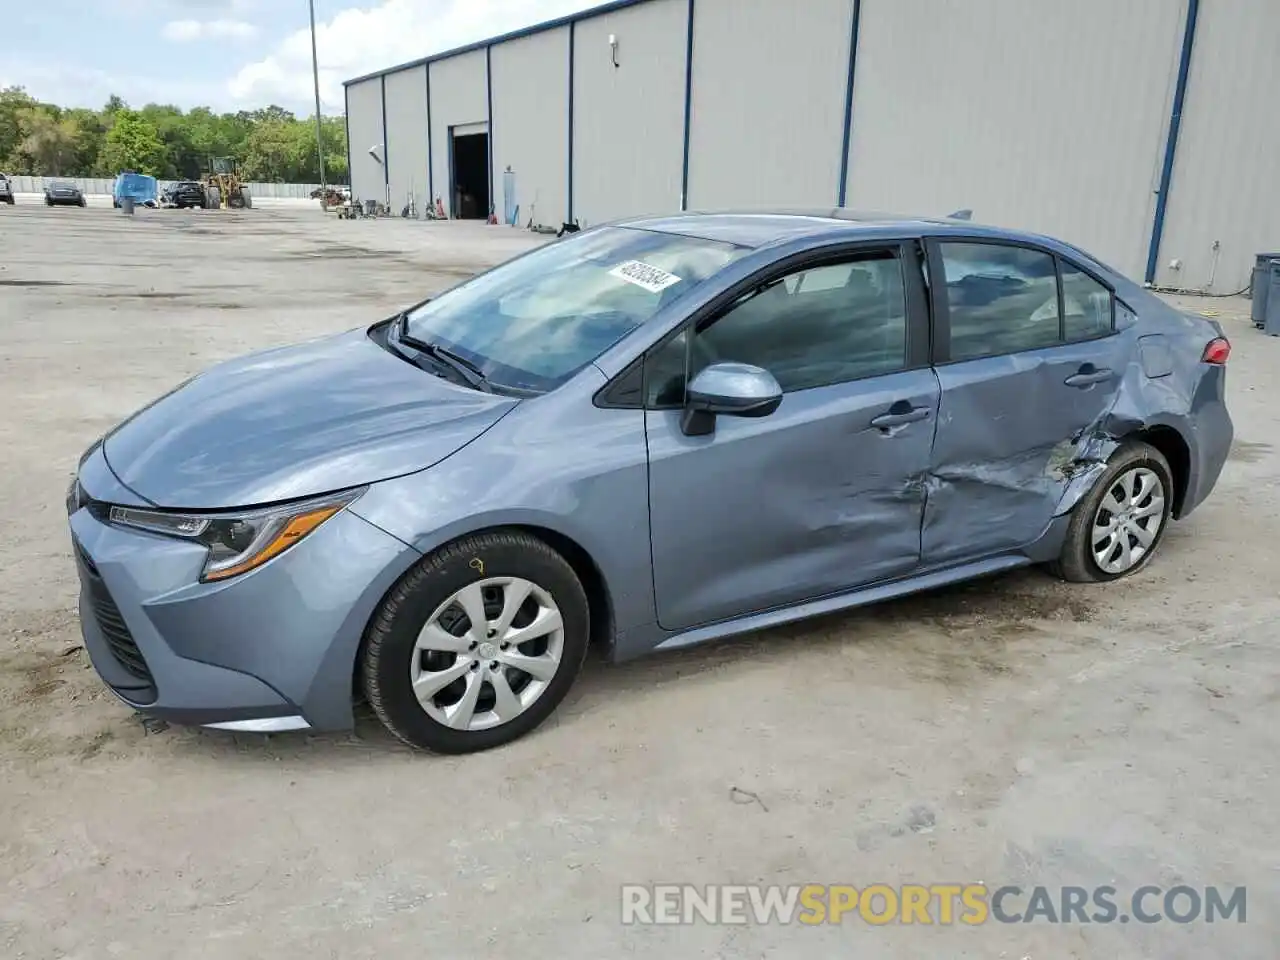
left=938, top=242, right=1060, bottom=361
left=1060, top=262, right=1115, bottom=340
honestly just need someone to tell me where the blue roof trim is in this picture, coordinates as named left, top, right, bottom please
left=343, top=0, right=656, bottom=87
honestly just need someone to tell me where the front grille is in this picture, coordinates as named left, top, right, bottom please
left=74, top=540, right=153, bottom=684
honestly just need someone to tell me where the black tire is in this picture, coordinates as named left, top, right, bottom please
left=45, top=198, right=52, bottom=206
left=362, top=530, right=590, bottom=753
left=1048, top=440, right=1174, bottom=583
left=78, top=198, right=86, bottom=207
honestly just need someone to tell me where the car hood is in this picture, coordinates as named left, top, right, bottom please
left=103, top=328, right=517, bottom=508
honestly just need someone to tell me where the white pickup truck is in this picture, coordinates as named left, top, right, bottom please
left=0, top=173, right=14, bottom=205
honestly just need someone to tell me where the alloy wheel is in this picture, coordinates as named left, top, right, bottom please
left=1091, top=466, right=1166, bottom=575
left=410, top=577, right=565, bottom=732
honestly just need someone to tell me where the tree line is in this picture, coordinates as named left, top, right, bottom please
left=0, top=87, right=349, bottom=184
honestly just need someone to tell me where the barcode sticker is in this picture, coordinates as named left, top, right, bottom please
left=609, top=260, right=683, bottom=294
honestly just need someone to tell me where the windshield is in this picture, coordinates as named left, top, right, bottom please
left=402, top=226, right=748, bottom=392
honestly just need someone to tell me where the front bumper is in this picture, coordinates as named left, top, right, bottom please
left=68, top=485, right=419, bottom=732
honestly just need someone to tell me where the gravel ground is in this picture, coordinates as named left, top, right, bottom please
left=1, top=203, right=1277, bottom=959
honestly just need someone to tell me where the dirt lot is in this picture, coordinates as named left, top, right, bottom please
left=1, top=204, right=1277, bottom=959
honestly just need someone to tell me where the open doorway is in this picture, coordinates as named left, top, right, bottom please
left=450, top=128, right=490, bottom=220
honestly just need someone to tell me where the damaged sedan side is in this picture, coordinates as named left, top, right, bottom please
left=68, top=210, right=1232, bottom=753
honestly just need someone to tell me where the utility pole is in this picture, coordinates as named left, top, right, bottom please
left=309, top=0, right=327, bottom=194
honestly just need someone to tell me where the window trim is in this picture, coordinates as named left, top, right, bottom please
left=595, top=240, right=930, bottom=410
left=925, top=236, right=1117, bottom=366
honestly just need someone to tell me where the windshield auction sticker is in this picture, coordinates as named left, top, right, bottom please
left=610, top=261, right=683, bottom=294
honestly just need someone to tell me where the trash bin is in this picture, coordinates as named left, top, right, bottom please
left=1265, top=260, right=1280, bottom=337
left=1252, top=252, right=1280, bottom=327
left=121, top=196, right=134, bottom=216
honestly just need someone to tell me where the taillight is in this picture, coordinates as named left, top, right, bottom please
left=1202, top=337, right=1231, bottom=365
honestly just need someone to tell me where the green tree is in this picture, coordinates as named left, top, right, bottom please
left=64, top=108, right=108, bottom=176
left=0, top=86, right=38, bottom=169
left=0, top=92, right=347, bottom=183
left=14, top=107, right=80, bottom=175
left=101, top=110, right=167, bottom=176
left=242, top=117, right=300, bottom=181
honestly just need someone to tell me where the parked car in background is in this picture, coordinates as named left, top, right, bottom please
left=113, top=172, right=157, bottom=209
left=167, top=180, right=208, bottom=209
left=0, top=173, right=13, bottom=205
left=44, top=180, right=86, bottom=207
left=66, top=211, right=1233, bottom=754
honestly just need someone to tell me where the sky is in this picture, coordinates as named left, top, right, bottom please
left=0, top=0, right=599, bottom=116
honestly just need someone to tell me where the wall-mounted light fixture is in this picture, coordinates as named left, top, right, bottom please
left=368, top=143, right=384, bottom=165
left=608, top=33, right=619, bottom=68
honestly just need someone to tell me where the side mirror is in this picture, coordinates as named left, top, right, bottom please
left=681, top=362, right=783, bottom=436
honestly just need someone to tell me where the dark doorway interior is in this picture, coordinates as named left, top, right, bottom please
left=451, top=132, right=490, bottom=220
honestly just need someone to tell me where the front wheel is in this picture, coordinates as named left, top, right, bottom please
left=362, top=530, right=590, bottom=753
left=1049, top=441, right=1173, bottom=583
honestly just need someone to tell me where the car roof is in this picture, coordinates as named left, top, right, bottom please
left=617, top=209, right=1054, bottom=250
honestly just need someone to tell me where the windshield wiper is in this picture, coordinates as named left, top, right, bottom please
left=395, top=313, right=491, bottom=392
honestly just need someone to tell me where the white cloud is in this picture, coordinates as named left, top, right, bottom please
left=228, top=0, right=595, bottom=112
left=162, top=18, right=258, bottom=41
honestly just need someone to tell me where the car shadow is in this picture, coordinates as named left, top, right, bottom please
left=177, top=560, right=1122, bottom=765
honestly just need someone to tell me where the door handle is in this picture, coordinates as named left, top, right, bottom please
left=871, top=405, right=930, bottom=429
left=1064, top=367, right=1113, bottom=388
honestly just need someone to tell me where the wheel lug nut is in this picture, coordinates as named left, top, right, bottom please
left=500, top=643, right=509, bottom=651
left=490, top=661, right=499, bottom=671
left=468, top=641, right=478, bottom=651
left=470, top=662, right=479, bottom=671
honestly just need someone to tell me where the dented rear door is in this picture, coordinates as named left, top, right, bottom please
left=922, top=239, right=1128, bottom=564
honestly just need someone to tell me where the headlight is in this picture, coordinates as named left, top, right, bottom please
left=108, top=489, right=362, bottom=582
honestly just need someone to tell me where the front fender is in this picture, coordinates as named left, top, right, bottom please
left=349, top=396, right=656, bottom=639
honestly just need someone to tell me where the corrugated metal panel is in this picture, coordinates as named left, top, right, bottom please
left=384, top=65, right=430, bottom=216
left=573, top=0, right=687, bottom=225
left=429, top=50, right=490, bottom=218
left=688, top=0, right=852, bottom=209
left=491, top=26, right=570, bottom=229
left=846, top=0, right=1183, bottom=281
left=346, top=78, right=386, bottom=205
left=1156, top=0, right=1280, bottom=292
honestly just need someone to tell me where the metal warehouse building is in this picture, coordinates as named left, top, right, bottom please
left=344, top=0, right=1279, bottom=292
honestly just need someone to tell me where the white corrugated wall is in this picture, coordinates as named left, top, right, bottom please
left=346, top=78, right=386, bottom=206
left=490, top=26, right=570, bottom=230
left=428, top=50, right=490, bottom=218
left=846, top=0, right=1185, bottom=281
left=572, top=0, right=688, bottom=224
left=384, top=65, right=430, bottom=216
left=687, top=0, right=852, bottom=210
left=1154, top=0, right=1280, bottom=292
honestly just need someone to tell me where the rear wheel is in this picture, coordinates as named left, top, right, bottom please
left=1050, top=441, right=1173, bottom=582
left=362, top=530, right=589, bottom=753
